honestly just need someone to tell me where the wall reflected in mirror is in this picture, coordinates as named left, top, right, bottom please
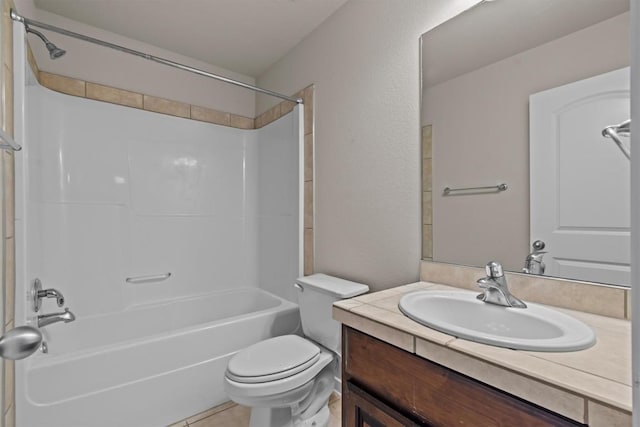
left=421, top=0, right=631, bottom=286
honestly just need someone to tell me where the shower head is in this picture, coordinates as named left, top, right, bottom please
left=45, top=41, right=66, bottom=59
left=26, top=26, right=66, bottom=59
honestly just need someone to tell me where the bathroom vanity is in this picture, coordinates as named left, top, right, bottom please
left=334, top=279, right=631, bottom=427
left=342, top=327, right=581, bottom=426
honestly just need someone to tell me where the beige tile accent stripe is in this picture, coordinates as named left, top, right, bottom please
left=191, top=104, right=231, bottom=126
left=86, top=82, right=143, bottom=109
left=422, top=125, right=432, bottom=260
left=37, top=71, right=256, bottom=130
left=143, top=94, right=190, bottom=118
left=40, top=72, right=86, bottom=97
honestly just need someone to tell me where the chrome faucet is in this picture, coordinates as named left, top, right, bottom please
left=476, top=261, right=527, bottom=308
left=523, top=240, right=546, bottom=275
left=32, top=278, right=65, bottom=312
left=37, top=308, right=75, bottom=328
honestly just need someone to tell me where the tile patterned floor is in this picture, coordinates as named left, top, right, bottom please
left=169, top=393, right=341, bottom=427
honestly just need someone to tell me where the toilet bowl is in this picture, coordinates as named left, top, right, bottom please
left=224, top=335, right=335, bottom=427
left=223, top=274, right=369, bottom=427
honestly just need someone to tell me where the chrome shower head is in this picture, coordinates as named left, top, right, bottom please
left=45, top=41, right=66, bottom=59
left=26, top=26, right=66, bottom=59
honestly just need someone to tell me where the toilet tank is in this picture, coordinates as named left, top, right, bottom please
left=295, top=274, right=369, bottom=356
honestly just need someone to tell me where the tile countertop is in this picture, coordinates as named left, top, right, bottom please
left=333, top=281, right=632, bottom=426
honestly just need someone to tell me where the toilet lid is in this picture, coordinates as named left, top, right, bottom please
left=226, top=335, right=320, bottom=384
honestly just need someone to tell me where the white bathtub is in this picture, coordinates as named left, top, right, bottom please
left=17, top=287, right=300, bottom=427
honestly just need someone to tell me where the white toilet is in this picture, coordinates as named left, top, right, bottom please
left=224, top=274, right=369, bottom=427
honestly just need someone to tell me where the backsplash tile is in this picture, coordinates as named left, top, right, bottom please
left=420, top=260, right=628, bottom=319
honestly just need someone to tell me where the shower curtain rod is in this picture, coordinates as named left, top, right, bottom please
left=10, top=10, right=303, bottom=104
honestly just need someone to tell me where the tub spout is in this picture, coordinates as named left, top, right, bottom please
left=37, top=308, right=76, bottom=328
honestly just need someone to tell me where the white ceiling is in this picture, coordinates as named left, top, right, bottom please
left=422, top=0, right=630, bottom=88
left=33, top=0, right=348, bottom=78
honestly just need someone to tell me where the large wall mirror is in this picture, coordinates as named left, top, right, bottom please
left=421, top=0, right=631, bottom=287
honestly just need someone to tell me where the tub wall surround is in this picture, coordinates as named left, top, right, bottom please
left=7, top=6, right=319, bottom=424
left=32, top=69, right=316, bottom=277
left=12, top=60, right=304, bottom=423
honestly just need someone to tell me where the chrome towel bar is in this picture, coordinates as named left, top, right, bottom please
left=126, top=272, right=172, bottom=284
left=602, top=119, right=630, bottom=160
left=443, top=183, right=508, bottom=196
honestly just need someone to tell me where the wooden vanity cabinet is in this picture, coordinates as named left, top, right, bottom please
left=342, top=326, right=585, bottom=427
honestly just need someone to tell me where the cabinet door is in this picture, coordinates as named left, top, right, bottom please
left=343, top=327, right=584, bottom=427
left=343, top=381, right=424, bottom=427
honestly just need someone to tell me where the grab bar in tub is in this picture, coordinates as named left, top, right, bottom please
left=125, top=272, right=172, bottom=284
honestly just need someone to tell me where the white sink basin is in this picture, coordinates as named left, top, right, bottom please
left=399, top=290, right=596, bottom=352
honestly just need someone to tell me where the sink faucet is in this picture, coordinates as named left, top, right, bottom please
left=522, top=240, right=546, bottom=275
left=476, top=261, right=527, bottom=308
left=37, top=308, right=76, bottom=328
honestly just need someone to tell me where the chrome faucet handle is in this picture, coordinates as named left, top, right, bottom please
left=523, top=242, right=547, bottom=275
left=476, top=277, right=492, bottom=289
left=532, top=240, right=546, bottom=251
left=485, top=261, right=504, bottom=279
left=32, top=279, right=66, bottom=312
left=477, top=261, right=527, bottom=309
left=39, top=289, right=64, bottom=306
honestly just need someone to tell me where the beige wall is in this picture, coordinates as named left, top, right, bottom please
left=256, top=0, right=481, bottom=291
left=423, top=12, right=630, bottom=271
left=14, top=0, right=256, bottom=118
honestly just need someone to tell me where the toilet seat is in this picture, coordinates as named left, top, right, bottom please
left=226, top=335, right=321, bottom=384
left=224, top=344, right=334, bottom=400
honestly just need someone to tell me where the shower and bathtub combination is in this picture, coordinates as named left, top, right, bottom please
left=11, top=14, right=306, bottom=427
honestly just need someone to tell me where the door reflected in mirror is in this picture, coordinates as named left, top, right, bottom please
left=420, top=0, right=630, bottom=286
